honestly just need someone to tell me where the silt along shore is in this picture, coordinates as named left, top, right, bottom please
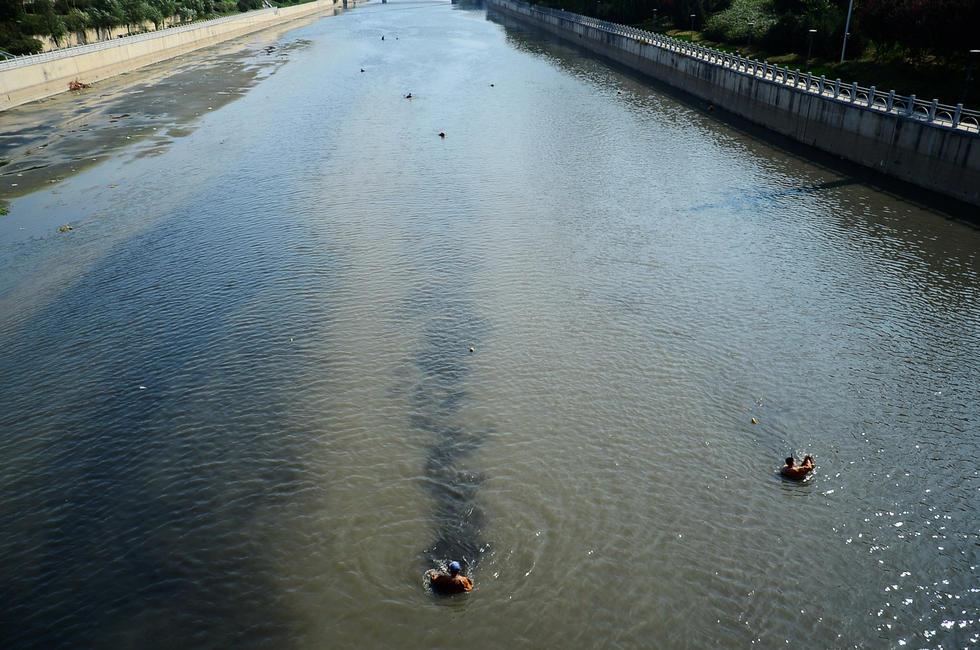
left=487, top=0, right=980, bottom=208
left=0, top=0, right=356, bottom=112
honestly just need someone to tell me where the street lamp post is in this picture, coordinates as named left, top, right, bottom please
left=840, top=0, right=855, bottom=63
left=747, top=21, right=754, bottom=49
left=962, top=49, right=980, bottom=105
left=805, top=29, right=817, bottom=70
left=652, top=8, right=658, bottom=30
left=690, top=13, right=696, bottom=32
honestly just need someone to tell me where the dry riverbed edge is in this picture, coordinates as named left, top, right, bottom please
left=0, top=8, right=342, bottom=209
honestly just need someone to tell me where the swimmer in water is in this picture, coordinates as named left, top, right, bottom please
left=426, top=561, right=473, bottom=594
left=781, top=455, right=814, bottom=480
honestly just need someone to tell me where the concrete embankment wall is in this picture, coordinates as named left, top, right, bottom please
left=488, top=0, right=980, bottom=208
left=32, top=18, right=186, bottom=53
left=0, top=1, right=341, bottom=111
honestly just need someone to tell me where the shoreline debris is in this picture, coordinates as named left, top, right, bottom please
left=68, top=80, right=91, bottom=91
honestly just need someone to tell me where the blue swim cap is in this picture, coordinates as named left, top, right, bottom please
left=449, top=561, right=461, bottom=573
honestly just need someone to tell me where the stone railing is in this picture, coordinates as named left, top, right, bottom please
left=498, top=0, right=980, bottom=134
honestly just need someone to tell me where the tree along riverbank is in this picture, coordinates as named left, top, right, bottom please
left=1, top=0, right=322, bottom=55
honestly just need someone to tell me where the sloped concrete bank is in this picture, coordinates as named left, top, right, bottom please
left=488, top=0, right=980, bottom=208
left=0, top=0, right=349, bottom=111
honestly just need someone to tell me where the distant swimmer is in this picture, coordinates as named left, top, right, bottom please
left=426, top=561, right=473, bottom=594
left=781, top=455, right=814, bottom=480
left=405, top=93, right=413, bottom=99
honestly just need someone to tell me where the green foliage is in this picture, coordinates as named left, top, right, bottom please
left=64, top=9, right=90, bottom=32
left=0, top=0, right=271, bottom=51
left=759, top=0, right=851, bottom=58
left=89, top=0, right=126, bottom=29
left=0, top=29, right=44, bottom=54
left=703, top=0, right=775, bottom=41
left=860, top=0, right=980, bottom=62
left=17, top=0, right=68, bottom=41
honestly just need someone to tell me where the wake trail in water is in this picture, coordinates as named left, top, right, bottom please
left=408, top=284, right=491, bottom=576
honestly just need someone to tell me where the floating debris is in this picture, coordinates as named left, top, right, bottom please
left=438, top=132, right=446, bottom=138
left=405, top=93, right=413, bottom=99
left=57, top=224, right=73, bottom=233
left=750, top=417, right=759, bottom=425
left=468, top=346, right=475, bottom=353
left=68, top=80, right=90, bottom=91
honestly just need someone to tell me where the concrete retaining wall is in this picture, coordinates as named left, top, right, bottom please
left=488, top=0, right=980, bottom=208
left=0, top=0, right=342, bottom=111
left=32, top=18, right=186, bottom=53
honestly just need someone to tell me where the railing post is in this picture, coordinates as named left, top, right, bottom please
left=804, top=72, right=812, bottom=90
left=952, top=104, right=963, bottom=128
left=906, top=94, right=916, bottom=116
left=928, top=99, right=938, bottom=121
left=886, top=90, right=895, bottom=112
left=834, top=78, right=841, bottom=98
left=867, top=85, right=876, bottom=107
left=851, top=82, right=858, bottom=102
left=818, top=75, right=825, bottom=94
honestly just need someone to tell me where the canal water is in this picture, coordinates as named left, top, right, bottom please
left=1, top=1, right=978, bottom=648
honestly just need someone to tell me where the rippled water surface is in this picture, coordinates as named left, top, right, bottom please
left=1, top=2, right=979, bottom=648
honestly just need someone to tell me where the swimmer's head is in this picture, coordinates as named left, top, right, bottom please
left=449, top=561, right=461, bottom=575
left=785, top=457, right=794, bottom=466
